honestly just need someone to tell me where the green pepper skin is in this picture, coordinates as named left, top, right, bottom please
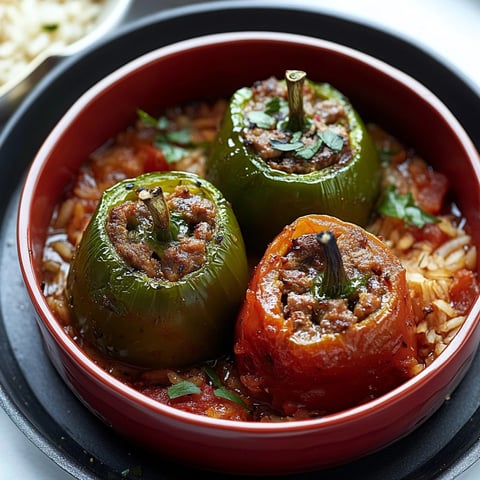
left=66, top=171, right=249, bottom=369
left=206, top=81, right=380, bottom=251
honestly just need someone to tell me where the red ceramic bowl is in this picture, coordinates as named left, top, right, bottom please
left=17, top=32, right=480, bottom=475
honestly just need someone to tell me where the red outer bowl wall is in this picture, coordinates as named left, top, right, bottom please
left=16, top=32, right=480, bottom=475
left=33, top=305, right=480, bottom=475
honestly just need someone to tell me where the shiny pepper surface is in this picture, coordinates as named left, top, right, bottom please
left=66, top=171, right=249, bottom=369
left=234, top=214, right=419, bottom=416
left=206, top=78, right=381, bottom=251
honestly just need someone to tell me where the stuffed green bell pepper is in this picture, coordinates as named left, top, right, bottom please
left=66, top=171, right=249, bottom=369
left=206, top=70, right=381, bottom=251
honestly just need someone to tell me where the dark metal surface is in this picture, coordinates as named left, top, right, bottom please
left=1, top=2, right=480, bottom=479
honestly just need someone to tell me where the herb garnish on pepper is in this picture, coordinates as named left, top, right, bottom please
left=66, top=171, right=249, bottom=368
left=206, top=71, right=381, bottom=251
left=234, top=214, right=419, bottom=416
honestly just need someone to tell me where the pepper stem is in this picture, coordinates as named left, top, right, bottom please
left=316, top=231, right=348, bottom=298
left=137, top=186, right=174, bottom=242
left=286, top=69, right=306, bottom=132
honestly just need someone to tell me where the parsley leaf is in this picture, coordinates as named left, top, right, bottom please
left=203, top=367, right=250, bottom=412
left=137, top=109, right=158, bottom=127
left=247, top=111, right=276, bottom=129
left=270, top=139, right=304, bottom=151
left=155, top=140, right=189, bottom=163
left=265, top=97, right=281, bottom=115
left=379, top=148, right=401, bottom=165
left=319, top=130, right=344, bottom=151
left=42, top=23, right=59, bottom=32
left=264, top=96, right=289, bottom=116
left=378, top=185, right=440, bottom=227
left=295, top=139, right=323, bottom=160
left=156, top=116, right=170, bottom=130
left=167, top=381, right=201, bottom=399
left=203, top=366, right=223, bottom=389
left=165, top=129, right=191, bottom=145
left=137, top=109, right=171, bottom=130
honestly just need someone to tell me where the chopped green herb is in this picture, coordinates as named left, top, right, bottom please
left=203, top=366, right=223, bottom=389
left=203, top=367, right=251, bottom=412
left=291, top=131, right=302, bottom=143
left=379, top=148, right=401, bottom=164
left=270, top=131, right=304, bottom=152
left=155, top=140, right=190, bottom=163
left=319, top=130, right=344, bottom=151
left=167, top=381, right=201, bottom=399
left=137, top=110, right=170, bottom=130
left=295, top=139, right=323, bottom=160
left=165, top=129, right=191, bottom=145
left=213, top=387, right=249, bottom=408
left=138, top=110, right=193, bottom=162
left=42, top=23, right=59, bottom=32
left=137, top=109, right=158, bottom=127
left=378, top=185, right=440, bottom=228
left=270, top=139, right=304, bottom=151
left=247, top=111, right=276, bottom=129
left=265, top=97, right=282, bottom=115
left=156, top=116, right=170, bottom=130
left=269, top=128, right=344, bottom=158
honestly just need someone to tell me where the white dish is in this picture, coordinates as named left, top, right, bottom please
left=0, top=0, right=132, bottom=122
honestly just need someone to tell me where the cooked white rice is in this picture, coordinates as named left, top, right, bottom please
left=368, top=215, right=478, bottom=371
left=0, top=0, right=104, bottom=88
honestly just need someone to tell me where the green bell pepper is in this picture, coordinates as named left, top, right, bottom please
left=206, top=71, right=381, bottom=251
left=66, top=171, right=249, bottom=369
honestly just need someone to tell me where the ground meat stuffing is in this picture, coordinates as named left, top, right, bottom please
left=279, top=232, right=387, bottom=336
left=106, top=185, right=216, bottom=282
left=241, top=77, right=353, bottom=174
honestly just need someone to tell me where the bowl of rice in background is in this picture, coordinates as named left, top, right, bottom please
left=0, top=0, right=132, bottom=122
left=16, top=32, right=480, bottom=475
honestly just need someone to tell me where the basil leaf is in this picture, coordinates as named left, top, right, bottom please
left=270, top=139, right=304, bottom=151
left=319, top=130, right=344, bottom=151
left=247, top=111, right=276, bottom=129
left=167, top=381, right=201, bottom=399
left=378, top=185, right=440, bottom=227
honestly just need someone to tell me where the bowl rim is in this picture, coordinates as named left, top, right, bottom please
left=17, top=30, right=480, bottom=433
